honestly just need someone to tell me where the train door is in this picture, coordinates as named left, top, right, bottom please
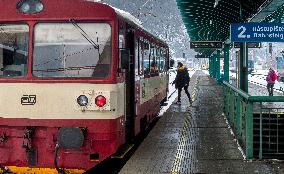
left=124, top=25, right=135, bottom=142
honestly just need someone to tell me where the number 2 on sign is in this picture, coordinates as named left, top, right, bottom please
left=238, top=26, right=246, bottom=38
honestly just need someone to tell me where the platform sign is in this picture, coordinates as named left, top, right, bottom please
left=190, top=41, right=222, bottom=48
left=233, top=42, right=262, bottom=48
left=195, top=54, right=209, bottom=58
left=231, top=23, right=284, bottom=42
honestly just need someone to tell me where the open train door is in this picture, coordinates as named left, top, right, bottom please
left=113, top=27, right=135, bottom=158
left=124, top=26, right=135, bottom=143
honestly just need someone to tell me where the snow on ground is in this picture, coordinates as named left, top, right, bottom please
left=251, top=70, right=283, bottom=89
left=247, top=69, right=284, bottom=95
left=158, top=69, right=283, bottom=117
left=230, top=69, right=284, bottom=95
left=202, top=70, right=209, bottom=75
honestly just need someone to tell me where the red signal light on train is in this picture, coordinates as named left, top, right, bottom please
left=95, top=95, right=106, bottom=107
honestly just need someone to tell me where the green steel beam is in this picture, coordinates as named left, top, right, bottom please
left=259, top=104, right=263, bottom=160
left=245, top=43, right=249, bottom=93
left=236, top=94, right=241, bottom=137
left=209, top=56, right=212, bottom=77
left=223, top=81, right=250, bottom=100
left=213, top=54, right=216, bottom=78
left=245, top=101, right=253, bottom=159
left=209, top=58, right=212, bottom=77
left=239, top=43, right=244, bottom=90
left=223, top=81, right=284, bottom=102
left=175, top=0, right=271, bottom=43
left=224, top=44, right=230, bottom=82
left=249, top=96, right=284, bottom=102
left=238, top=43, right=249, bottom=93
left=216, top=50, right=221, bottom=80
left=222, top=82, right=284, bottom=160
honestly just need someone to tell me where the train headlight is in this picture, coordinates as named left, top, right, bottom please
left=17, top=0, right=44, bottom=14
left=95, top=95, right=106, bottom=107
left=77, top=95, right=88, bottom=107
left=35, top=2, right=43, bottom=12
left=19, top=2, right=30, bottom=13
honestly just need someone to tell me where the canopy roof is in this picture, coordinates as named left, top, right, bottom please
left=176, top=0, right=284, bottom=55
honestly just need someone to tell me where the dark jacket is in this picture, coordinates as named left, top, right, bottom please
left=173, top=66, right=190, bottom=88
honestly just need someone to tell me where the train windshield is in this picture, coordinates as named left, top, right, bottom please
left=33, top=23, right=111, bottom=78
left=0, top=24, right=29, bottom=77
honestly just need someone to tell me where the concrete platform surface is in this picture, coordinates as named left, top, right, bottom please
left=119, top=71, right=284, bottom=174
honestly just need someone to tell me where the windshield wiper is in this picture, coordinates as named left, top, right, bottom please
left=0, top=25, right=18, bottom=50
left=69, top=19, right=100, bottom=51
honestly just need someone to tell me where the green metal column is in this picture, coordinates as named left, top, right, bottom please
left=209, top=56, right=214, bottom=77
left=246, top=101, right=253, bottom=159
left=224, top=44, right=230, bottom=82
left=245, top=43, right=248, bottom=92
left=239, top=43, right=244, bottom=89
left=213, top=54, right=216, bottom=78
left=239, top=43, right=248, bottom=92
left=236, top=95, right=240, bottom=138
left=209, top=58, right=212, bottom=77
left=259, top=102, right=263, bottom=160
left=211, top=55, right=214, bottom=78
left=216, top=50, right=220, bottom=80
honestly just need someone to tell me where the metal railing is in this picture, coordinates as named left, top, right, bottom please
left=255, top=106, right=284, bottom=159
left=223, top=81, right=284, bottom=159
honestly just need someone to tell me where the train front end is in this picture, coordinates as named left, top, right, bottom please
left=0, top=0, right=124, bottom=173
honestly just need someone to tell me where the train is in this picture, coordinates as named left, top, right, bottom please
left=0, top=0, right=169, bottom=173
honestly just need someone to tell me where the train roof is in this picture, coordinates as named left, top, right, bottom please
left=100, top=2, right=167, bottom=47
left=0, top=0, right=167, bottom=47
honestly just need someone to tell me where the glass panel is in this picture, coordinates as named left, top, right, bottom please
left=143, top=42, right=150, bottom=75
left=0, top=24, right=29, bottom=77
left=118, top=21, right=125, bottom=49
left=139, top=38, right=144, bottom=75
left=150, top=46, right=158, bottom=74
left=33, top=23, right=111, bottom=78
left=158, top=49, right=165, bottom=72
left=135, top=39, right=139, bottom=75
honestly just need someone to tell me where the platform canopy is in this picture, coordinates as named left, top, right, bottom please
left=176, top=0, right=284, bottom=56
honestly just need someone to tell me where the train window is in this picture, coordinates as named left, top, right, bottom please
left=118, top=21, right=125, bottom=49
left=138, top=38, right=144, bottom=75
left=149, top=45, right=158, bottom=74
left=162, top=48, right=168, bottom=70
left=158, top=49, right=165, bottom=73
left=135, top=39, right=139, bottom=75
left=156, top=48, right=160, bottom=72
left=143, top=42, right=150, bottom=75
left=0, top=24, right=28, bottom=78
left=33, top=23, right=111, bottom=78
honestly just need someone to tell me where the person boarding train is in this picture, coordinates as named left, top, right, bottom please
left=172, top=62, right=192, bottom=104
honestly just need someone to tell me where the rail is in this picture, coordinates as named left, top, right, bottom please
left=223, top=81, right=284, bottom=160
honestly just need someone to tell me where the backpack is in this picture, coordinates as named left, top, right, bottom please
left=272, top=72, right=278, bottom=81
left=185, top=69, right=190, bottom=82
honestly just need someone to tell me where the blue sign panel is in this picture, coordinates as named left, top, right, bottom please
left=231, top=23, right=284, bottom=42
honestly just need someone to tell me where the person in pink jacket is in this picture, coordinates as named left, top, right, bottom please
left=266, top=68, right=277, bottom=96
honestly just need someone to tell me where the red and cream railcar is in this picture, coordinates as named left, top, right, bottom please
left=0, top=0, right=169, bottom=173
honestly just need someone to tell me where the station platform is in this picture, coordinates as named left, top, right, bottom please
left=119, top=70, right=284, bottom=174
